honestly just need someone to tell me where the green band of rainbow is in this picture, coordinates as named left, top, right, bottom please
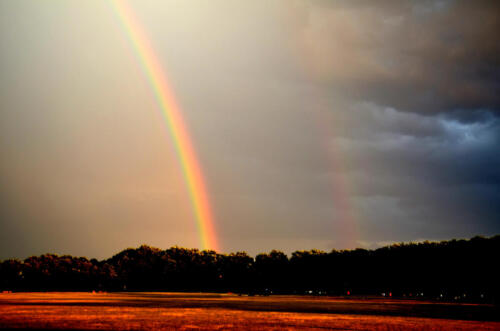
left=111, top=0, right=218, bottom=251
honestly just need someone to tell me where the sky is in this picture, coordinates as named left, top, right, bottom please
left=1, top=0, right=499, bottom=259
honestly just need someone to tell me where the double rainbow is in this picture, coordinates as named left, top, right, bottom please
left=111, top=0, right=218, bottom=251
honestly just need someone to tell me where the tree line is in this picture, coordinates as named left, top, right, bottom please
left=1, top=235, right=498, bottom=302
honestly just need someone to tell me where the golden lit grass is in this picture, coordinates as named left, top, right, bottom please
left=0, top=293, right=498, bottom=330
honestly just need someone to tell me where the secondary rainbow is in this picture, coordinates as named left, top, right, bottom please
left=111, top=0, right=218, bottom=251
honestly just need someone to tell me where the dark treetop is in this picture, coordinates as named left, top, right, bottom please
left=1, top=235, right=498, bottom=303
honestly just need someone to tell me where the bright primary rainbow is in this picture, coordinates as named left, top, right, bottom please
left=111, top=0, right=218, bottom=251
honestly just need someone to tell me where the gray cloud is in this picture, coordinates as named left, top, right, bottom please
left=290, top=0, right=500, bottom=114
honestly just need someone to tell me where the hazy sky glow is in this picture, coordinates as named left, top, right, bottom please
left=1, top=0, right=499, bottom=259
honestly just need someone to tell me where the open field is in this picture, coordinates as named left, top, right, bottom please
left=0, top=292, right=499, bottom=330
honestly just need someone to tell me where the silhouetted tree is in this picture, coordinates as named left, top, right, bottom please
left=1, top=235, right=498, bottom=302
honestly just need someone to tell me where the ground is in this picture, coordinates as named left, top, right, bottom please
left=0, top=292, right=498, bottom=330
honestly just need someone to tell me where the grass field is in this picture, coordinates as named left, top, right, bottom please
left=0, top=292, right=498, bottom=330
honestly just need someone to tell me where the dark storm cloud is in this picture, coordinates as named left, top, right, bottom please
left=295, top=0, right=500, bottom=115
left=331, top=103, right=500, bottom=242
left=278, top=0, right=500, bottom=244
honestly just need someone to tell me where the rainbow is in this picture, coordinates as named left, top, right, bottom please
left=312, top=105, right=360, bottom=250
left=111, top=0, right=218, bottom=251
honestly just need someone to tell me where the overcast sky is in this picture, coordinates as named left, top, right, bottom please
left=1, top=0, right=499, bottom=259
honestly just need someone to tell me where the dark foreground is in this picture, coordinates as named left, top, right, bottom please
left=0, top=292, right=499, bottom=330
